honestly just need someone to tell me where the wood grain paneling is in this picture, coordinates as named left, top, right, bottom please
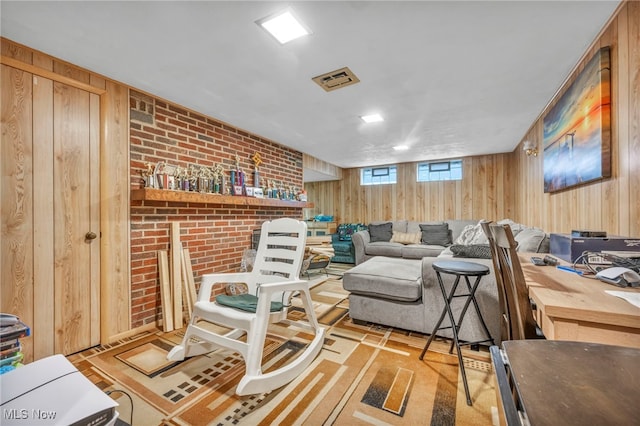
left=32, top=72, right=54, bottom=360
left=53, top=81, right=93, bottom=354
left=305, top=154, right=514, bottom=224
left=1, top=64, right=34, bottom=361
left=303, top=154, right=343, bottom=180
left=101, top=80, right=131, bottom=342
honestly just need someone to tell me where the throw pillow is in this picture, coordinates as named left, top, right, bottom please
left=455, top=224, right=479, bottom=245
left=497, top=218, right=527, bottom=237
left=450, top=244, right=492, bottom=259
left=338, top=223, right=367, bottom=241
left=454, top=222, right=488, bottom=245
left=390, top=231, right=422, bottom=245
left=368, top=222, right=393, bottom=242
left=420, top=223, right=452, bottom=246
left=514, top=228, right=547, bottom=252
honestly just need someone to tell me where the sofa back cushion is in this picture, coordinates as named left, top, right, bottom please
left=407, top=221, right=444, bottom=234
left=419, top=223, right=452, bottom=246
left=514, top=228, right=547, bottom=252
left=368, top=222, right=394, bottom=242
left=370, top=220, right=408, bottom=233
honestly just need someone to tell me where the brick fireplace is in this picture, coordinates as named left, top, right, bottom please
left=129, top=90, right=305, bottom=328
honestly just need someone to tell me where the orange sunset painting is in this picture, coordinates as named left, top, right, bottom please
left=543, top=46, right=611, bottom=193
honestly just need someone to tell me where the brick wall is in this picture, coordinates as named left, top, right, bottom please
left=129, top=90, right=304, bottom=328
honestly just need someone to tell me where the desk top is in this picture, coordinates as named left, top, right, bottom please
left=503, top=340, right=640, bottom=426
left=518, top=253, right=640, bottom=329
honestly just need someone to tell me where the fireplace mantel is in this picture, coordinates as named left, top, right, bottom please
left=131, top=188, right=312, bottom=208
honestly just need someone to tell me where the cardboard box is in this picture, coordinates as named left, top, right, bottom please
left=550, top=233, right=640, bottom=263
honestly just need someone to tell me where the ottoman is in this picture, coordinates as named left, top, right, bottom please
left=343, top=257, right=427, bottom=332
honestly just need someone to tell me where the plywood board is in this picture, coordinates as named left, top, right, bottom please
left=157, top=250, right=173, bottom=332
left=183, top=248, right=198, bottom=311
left=180, top=248, right=192, bottom=321
left=170, top=222, right=183, bottom=328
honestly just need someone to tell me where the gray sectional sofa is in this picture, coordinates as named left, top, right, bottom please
left=344, top=219, right=549, bottom=344
left=352, top=220, right=478, bottom=265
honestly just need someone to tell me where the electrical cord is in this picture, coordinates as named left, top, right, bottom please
left=574, top=251, right=640, bottom=275
left=106, top=389, right=134, bottom=426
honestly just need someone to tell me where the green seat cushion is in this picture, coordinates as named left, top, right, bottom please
left=215, top=293, right=283, bottom=313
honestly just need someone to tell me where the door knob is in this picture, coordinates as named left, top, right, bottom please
left=85, top=231, right=97, bottom=240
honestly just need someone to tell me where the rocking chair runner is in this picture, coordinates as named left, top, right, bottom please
left=167, top=218, right=326, bottom=396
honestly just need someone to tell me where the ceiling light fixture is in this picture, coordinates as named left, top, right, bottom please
left=393, top=145, right=409, bottom=151
left=256, top=9, right=311, bottom=44
left=361, top=114, right=384, bottom=123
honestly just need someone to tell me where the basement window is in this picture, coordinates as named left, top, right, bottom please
left=417, top=160, right=463, bottom=182
left=361, top=165, right=397, bottom=186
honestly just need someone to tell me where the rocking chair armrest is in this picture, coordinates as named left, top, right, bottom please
left=257, top=279, right=308, bottom=296
left=198, top=272, right=253, bottom=302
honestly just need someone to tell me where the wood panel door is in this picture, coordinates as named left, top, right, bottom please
left=1, top=64, right=100, bottom=359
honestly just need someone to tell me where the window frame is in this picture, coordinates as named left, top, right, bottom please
left=360, top=165, right=397, bottom=186
left=417, top=159, right=463, bottom=182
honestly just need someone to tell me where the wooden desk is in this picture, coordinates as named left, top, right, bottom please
left=495, top=340, right=640, bottom=426
left=519, top=253, right=640, bottom=348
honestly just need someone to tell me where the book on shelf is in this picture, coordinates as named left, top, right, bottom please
left=0, top=338, right=20, bottom=352
left=0, top=351, right=23, bottom=366
left=0, top=342, right=21, bottom=359
left=0, top=320, right=30, bottom=342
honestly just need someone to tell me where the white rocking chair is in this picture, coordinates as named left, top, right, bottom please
left=167, top=218, right=326, bottom=396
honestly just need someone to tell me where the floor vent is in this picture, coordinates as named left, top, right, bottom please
left=312, top=67, right=360, bottom=92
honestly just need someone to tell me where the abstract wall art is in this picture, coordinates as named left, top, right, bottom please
left=543, top=46, right=611, bottom=193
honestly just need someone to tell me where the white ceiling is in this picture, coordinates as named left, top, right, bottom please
left=1, top=1, right=620, bottom=181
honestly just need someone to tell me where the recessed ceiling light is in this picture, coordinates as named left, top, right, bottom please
left=361, top=114, right=384, bottom=123
left=256, top=9, right=311, bottom=44
left=393, top=145, right=409, bottom=151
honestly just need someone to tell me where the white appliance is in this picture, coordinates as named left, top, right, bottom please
left=0, top=354, right=118, bottom=425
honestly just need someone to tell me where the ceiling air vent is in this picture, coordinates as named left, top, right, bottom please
left=312, top=67, right=360, bottom=92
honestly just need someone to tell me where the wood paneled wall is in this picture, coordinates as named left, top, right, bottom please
left=307, top=2, right=638, bottom=238
left=1, top=38, right=130, bottom=351
left=512, top=1, right=639, bottom=237
left=303, top=153, right=343, bottom=180
left=305, top=154, right=515, bottom=224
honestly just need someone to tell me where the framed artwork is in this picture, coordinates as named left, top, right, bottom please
left=543, top=46, right=611, bottom=193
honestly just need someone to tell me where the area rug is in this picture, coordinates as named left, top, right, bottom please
left=69, top=277, right=497, bottom=425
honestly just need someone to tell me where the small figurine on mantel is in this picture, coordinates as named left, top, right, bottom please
left=231, top=153, right=245, bottom=195
left=212, top=163, right=224, bottom=194
left=261, top=178, right=268, bottom=198
left=252, top=152, right=262, bottom=188
left=174, top=166, right=183, bottom=190
left=141, top=162, right=155, bottom=188
left=188, top=164, right=199, bottom=192
left=267, top=179, right=275, bottom=198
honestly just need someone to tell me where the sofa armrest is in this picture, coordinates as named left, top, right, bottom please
left=352, top=230, right=370, bottom=265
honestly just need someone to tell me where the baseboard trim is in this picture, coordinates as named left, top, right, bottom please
left=107, top=322, right=160, bottom=343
